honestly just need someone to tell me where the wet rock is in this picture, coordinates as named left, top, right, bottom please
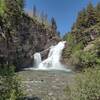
left=18, top=70, right=74, bottom=100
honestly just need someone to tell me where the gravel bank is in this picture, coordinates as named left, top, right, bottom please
left=18, top=70, right=74, bottom=100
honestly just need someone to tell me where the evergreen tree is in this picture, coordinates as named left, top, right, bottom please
left=16, top=0, right=25, bottom=10
left=86, top=2, right=98, bottom=27
left=51, top=17, right=57, bottom=31
left=75, top=8, right=87, bottom=29
left=96, top=2, right=100, bottom=12
left=33, top=5, right=37, bottom=17
left=57, top=31, right=60, bottom=37
left=41, top=11, right=45, bottom=23
left=96, top=2, right=100, bottom=22
left=41, top=12, right=49, bottom=25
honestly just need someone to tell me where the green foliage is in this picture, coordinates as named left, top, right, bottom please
left=0, top=65, right=23, bottom=100
left=86, top=2, right=98, bottom=27
left=65, top=68, right=100, bottom=100
left=68, top=2, right=100, bottom=45
left=75, top=9, right=87, bottom=29
left=72, top=42, right=84, bottom=54
left=69, top=38, right=100, bottom=70
left=63, top=33, right=74, bottom=58
left=0, top=0, right=6, bottom=16
left=16, top=0, right=24, bottom=10
left=96, top=2, right=100, bottom=22
left=63, top=33, right=84, bottom=65
left=77, top=51, right=97, bottom=69
left=63, top=2, right=100, bottom=71
left=64, top=33, right=74, bottom=45
left=63, top=34, right=100, bottom=70
left=76, top=38, right=100, bottom=70
left=73, top=2, right=99, bottom=30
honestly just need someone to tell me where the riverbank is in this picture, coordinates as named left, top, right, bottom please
left=18, top=70, right=74, bottom=100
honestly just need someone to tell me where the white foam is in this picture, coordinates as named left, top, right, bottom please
left=32, top=41, right=71, bottom=72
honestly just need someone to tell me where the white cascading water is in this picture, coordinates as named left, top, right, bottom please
left=33, top=53, right=41, bottom=67
left=33, top=41, right=71, bottom=71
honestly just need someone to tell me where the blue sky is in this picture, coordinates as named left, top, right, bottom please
left=25, top=0, right=100, bottom=36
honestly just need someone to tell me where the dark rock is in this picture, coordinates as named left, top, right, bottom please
left=0, top=14, right=60, bottom=70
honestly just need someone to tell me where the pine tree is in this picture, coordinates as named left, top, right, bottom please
left=33, top=5, right=37, bottom=17
left=96, top=2, right=100, bottom=22
left=41, top=11, right=45, bottom=23
left=16, top=0, right=25, bottom=10
left=51, top=17, right=57, bottom=31
left=40, top=12, right=48, bottom=25
left=86, top=2, right=98, bottom=27
left=57, top=31, right=60, bottom=37
left=75, top=8, right=87, bottom=29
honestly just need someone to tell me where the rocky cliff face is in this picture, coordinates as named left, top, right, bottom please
left=0, top=14, right=60, bottom=70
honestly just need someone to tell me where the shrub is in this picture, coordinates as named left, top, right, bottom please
left=0, top=0, right=6, bottom=15
left=65, top=67, right=100, bottom=100
left=0, top=65, right=23, bottom=100
left=77, top=51, right=97, bottom=69
left=76, top=41, right=100, bottom=70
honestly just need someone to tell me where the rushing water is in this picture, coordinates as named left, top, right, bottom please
left=34, top=53, right=41, bottom=67
left=32, top=41, right=71, bottom=72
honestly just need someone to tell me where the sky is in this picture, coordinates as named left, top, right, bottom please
left=25, top=0, right=100, bottom=36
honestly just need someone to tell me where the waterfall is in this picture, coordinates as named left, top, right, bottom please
left=34, top=53, right=41, bottom=67
left=33, top=41, right=71, bottom=71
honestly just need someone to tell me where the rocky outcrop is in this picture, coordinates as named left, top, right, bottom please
left=0, top=14, right=60, bottom=70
